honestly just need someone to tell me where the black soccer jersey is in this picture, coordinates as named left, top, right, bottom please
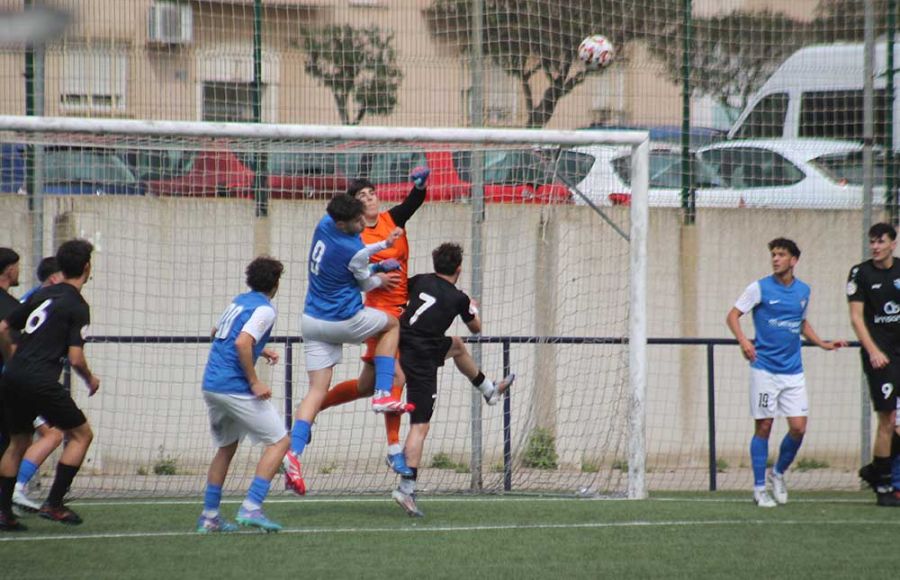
left=400, top=273, right=476, bottom=340
left=2, top=282, right=89, bottom=385
left=0, top=286, right=20, bottom=368
left=847, top=258, right=900, bottom=350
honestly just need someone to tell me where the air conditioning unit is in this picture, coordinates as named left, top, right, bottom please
left=147, top=2, right=193, bottom=46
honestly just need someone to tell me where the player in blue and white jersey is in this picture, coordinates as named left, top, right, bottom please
left=726, top=238, right=846, bottom=508
left=197, top=256, right=288, bottom=533
left=283, top=194, right=405, bottom=495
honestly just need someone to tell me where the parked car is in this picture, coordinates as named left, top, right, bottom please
left=263, top=148, right=349, bottom=200
left=120, top=146, right=254, bottom=198
left=1, top=143, right=144, bottom=195
left=696, top=139, right=888, bottom=209
left=553, top=144, right=727, bottom=207
left=337, top=143, right=572, bottom=204
left=580, top=124, right=727, bottom=148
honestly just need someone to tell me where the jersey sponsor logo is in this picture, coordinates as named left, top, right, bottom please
left=767, top=318, right=801, bottom=332
left=800, top=299, right=807, bottom=309
left=875, top=301, right=900, bottom=323
left=872, top=283, right=883, bottom=289
left=768, top=299, right=781, bottom=304
left=846, top=281, right=857, bottom=295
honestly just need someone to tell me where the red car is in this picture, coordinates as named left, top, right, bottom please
left=337, top=143, right=572, bottom=204
left=122, top=146, right=254, bottom=198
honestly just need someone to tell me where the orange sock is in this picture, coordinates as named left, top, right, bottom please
left=321, top=380, right=362, bottom=411
left=384, top=385, right=404, bottom=445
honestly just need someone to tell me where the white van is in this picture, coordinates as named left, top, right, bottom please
left=728, top=41, right=900, bottom=149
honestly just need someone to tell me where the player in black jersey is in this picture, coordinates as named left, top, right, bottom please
left=0, top=248, right=21, bottom=465
left=0, top=239, right=99, bottom=530
left=848, top=222, right=900, bottom=506
left=391, top=243, right=514, bottom=517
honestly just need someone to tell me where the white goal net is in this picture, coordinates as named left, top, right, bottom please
left=0, top=116, right=648, bottom=499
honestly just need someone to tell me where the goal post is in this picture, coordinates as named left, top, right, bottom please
left=0, top=115, right=648, bottom=499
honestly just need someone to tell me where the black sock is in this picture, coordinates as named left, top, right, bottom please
left=47, top=462, right=80, bottom=507
left=402, top=467, right=418, bottom=482
left=470, top=371, right=485, bottom=387
left=0, top=476, right=15, bottom=515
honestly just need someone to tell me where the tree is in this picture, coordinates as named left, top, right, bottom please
left=424, top=0, right=677, bottom=128
left=303, top=24, right=403, bottom=126
left=645, top=10, right=808, bottom=116
left=809, top=0, right=891, bottom=43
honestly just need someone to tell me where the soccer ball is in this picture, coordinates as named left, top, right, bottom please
left=578, top=35, right=615, bottom=69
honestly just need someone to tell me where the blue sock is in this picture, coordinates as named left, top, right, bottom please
left=892, top=455, right=900, bottom=489
left=246, top=476, right=271, bottom=507
left=775, top=433, right=803, bottom=475
left=203, top=482, right=223, bottom=513
left=17, top=459, right=39, bottom=486
left=374, top=355, right=395, bottom=393
left=291, top=420, right=311, bottom=455
left=750, top=436, right=769, bottom=488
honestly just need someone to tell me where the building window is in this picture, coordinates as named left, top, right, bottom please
left=60, top=48, right=127, bottom=112
left=202, top=82, right=264, bottom=123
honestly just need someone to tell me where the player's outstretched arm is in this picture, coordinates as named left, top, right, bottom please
left=725, top=307, right=756, bottom=362
left=800, top=320, right=847, bottom=351
left=68, top=345, right=100, bottom=396
left=849, top=301, right=888, bottom=368
left=465, top=297, right=482, bottom=335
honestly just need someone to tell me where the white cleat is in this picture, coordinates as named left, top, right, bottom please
left=753, top=489, right=777, bottom=508
left=392, top=489, right=424, bottom=517
left=485, top=373, right=516, bottom=406
left=12, top=485, right=41, bottom=513
left=767, top=471, right=788, bottom=505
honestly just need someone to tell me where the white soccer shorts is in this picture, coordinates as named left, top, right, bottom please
left=301, top=307, right=389, bottom=371
left=749, top=367, right=808, bottom=419
left=203, top=391, right=287, bottom=448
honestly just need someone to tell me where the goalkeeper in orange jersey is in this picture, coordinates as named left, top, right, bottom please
left=318, top=167, right=430, bottom=477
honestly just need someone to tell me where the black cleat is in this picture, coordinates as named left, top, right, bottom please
left=39, top=503, right=83, bottom=525
left=877, top=491, right=900, bottom=507
left=0, top=510, right=28, bottom=532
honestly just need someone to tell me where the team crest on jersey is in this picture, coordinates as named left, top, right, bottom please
left=846, top=281, right=857, bottom=295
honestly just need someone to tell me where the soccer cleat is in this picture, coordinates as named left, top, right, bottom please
left=13, top=485, right=42, bottom=513
left=876, top=490, right=900, bottom=507
left=196, top=514, right=239, bottom=534
left=392, top=489, right=424, bottom=518
left=39, top=503, right=83, bottom=525
left=858, top=463, right=879, bottom=491
left=767, top=471, right=788, bottom=505
left=372, top=394, right=414, bottom=414
left=752, top=489, right=777, bottom=508
left=385, top=452, right=414, bottom=477
left=236, top=508, right=282, bottom=532
left=283, top=451, right=307, bottom=496
left=0, top=510, right=28, bottom=531
left=485, top=373, right=516, bottom=406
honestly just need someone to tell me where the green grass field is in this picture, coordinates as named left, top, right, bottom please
left=2, top=492, right=897, bottom=579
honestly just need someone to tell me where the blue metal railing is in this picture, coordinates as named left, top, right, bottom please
left=79, top=334, right=861, bottom=492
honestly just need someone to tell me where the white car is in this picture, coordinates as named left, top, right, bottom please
left=558, top=139, right=888, bottom=209
left=696, top=139, right=887, bottom=209
left=556, top=144, right=728, bottom=208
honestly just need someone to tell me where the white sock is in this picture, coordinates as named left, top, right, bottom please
left=202, top=509, right=219, bottom=519
left=241, top=499, right=261, bottom=512
left=753, top=485, right=766, bottom=493
left=387, top=443, right=402, bottom=456
left=399, top=477, right=416, bottom=495
left=14, top=482, right=24, bottom=493
left=476, top=377, right=494, bottom=396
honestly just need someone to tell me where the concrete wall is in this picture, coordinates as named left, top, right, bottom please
left=0, top=197, right=871, bottom=488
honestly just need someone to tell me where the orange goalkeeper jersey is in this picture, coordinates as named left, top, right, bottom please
left=363, top=210, right=409, bottom=314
